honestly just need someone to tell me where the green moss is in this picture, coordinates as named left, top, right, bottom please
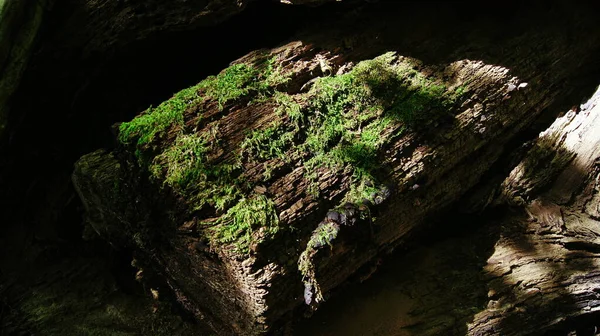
left=454, top=84, right=468, bottom=98
left=232, top=54, right=462, bottom=264
left=240, top=121, right=297, bottom=162
left=242, top=54, right=426, bottom=196
left=119, top=57, right=289, bottom=159
left=114, top=58, right=295, bottom=255
left=264, top=57, right=292, bottom=89
left=118, top=86, right=200, bottom=151
left=119, top=51, right=464, bottom=253
left=212, top=194, right=279, bottom=254
left=299, top=52, right=459, bottom=195
left=199, top=57, right=290, bottom=109
left=274, top=91, right=303, bottom=125
left=149, top=133, right=242, bottom=211
left=298, top=220, right=342, bottom=305
left=307, top=222, right=339, bottom=250
left=239, top=93, right=302, bottom=164
left=150, top=134, right=208, bottom=188
left=344, top=176, right=380, bottom=204
left=199, top=63, right=258, bottom=109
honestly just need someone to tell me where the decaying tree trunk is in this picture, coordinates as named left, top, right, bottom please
left=466, top=87, right=600, bottom=336
left=72, top=3, right=600, bottom=335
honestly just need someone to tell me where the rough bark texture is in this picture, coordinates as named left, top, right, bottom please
left=467, top=87, right=600, bottom=336
left=71, top=2, right=600, bottom=335
left=0, top=0, right=348, bottom=254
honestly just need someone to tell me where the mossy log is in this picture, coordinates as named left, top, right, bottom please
left=73, top=3, right=600, bottom=335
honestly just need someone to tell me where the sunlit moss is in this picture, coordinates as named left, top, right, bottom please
left=118, top=86, right=200, bottom=154
left=298, top=53, right=456, bottom=195
left=212, top=194, right=280, bottom=254
left=240, top=121, right=296, bottom=161
left=199, top=63, right=259, bottom=109
left=149, top=133, right=242, bottom=211
left=118, top=57, right=289, bottom=159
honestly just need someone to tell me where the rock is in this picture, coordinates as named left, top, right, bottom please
left=326, top=210, right=340, bottom=223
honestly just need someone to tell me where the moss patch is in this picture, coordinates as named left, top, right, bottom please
left=301, top=53, right=456, bottom=184
left=211, top=194, right=279, bottom=254
left=121, top=58, right=289, bottom=253
left=240, top=121, right=297, bottom=162
left=118, top=86, right=200, bottom=155
left=149, top=133, right=242, bottom=211
left=243, top=52, right=464, bottom=197
left=118, top=57, right=289, bottom=160
left=199, top=63, right=259, bottom=109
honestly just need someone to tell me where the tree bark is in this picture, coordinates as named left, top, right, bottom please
left=467, top=87, right=600, bottom=336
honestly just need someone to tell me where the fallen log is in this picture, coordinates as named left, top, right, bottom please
left=72, top=2, right=600, bottom=334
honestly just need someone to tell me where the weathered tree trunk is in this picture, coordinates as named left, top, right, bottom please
left=72, top=2, right=600, bottom=334
left=0, top=0, right=342, bottom=253
left=466, top=87, right=600, bottom=336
